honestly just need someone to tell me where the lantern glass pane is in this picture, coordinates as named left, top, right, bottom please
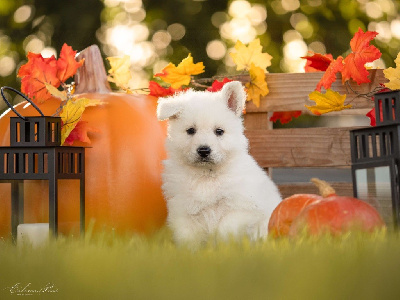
left=355, top=166, right=393, bottom=227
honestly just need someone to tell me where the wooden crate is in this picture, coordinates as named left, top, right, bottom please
left=243, top=70, right=387, bottom=198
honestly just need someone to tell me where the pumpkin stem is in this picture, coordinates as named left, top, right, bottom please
left=311, top=178, right=336, bottom=198
left=74, top=45, right=112, bottom=94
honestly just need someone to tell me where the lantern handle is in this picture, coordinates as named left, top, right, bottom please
left=0, top=86, right=45, bottom=121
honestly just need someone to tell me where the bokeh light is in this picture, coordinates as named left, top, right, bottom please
left=0, top=56, right=16, bottom=77
left=206, top=40, right=227, bottom=60
left=219, top=0, right=267, bottom=43
left=13, top=5, right=33, bottom=23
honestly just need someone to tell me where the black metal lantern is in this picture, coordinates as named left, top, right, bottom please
left=0, top=87, right=85, bottom=241
left=350, top=90, right=400, bottom=228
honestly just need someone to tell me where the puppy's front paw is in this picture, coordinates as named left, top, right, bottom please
left=169, top=217, right=207, bottom=247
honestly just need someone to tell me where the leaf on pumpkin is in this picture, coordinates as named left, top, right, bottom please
left=306, top=89, right=351, bottom=115
left=148, top=81, right=185, bottom=97
left=270, top=111, right=302, bottom=124
left=60, top=97, right=103, bottom=145
left=316, top=56, right=344, bottom=91
left=341, top=28, right=381, bottom=85
left=18, top=53, right=60, bottom=103
left=245, top=63, right=269, bottom=107
left=230, top=39, right=272, bottom=72
left=56, top=43, right=85, bottom=83
left=45, top=83, right=67, bottom=101
left=154, top=54, right=205, bottom=89
left=383, top=52, right=400, bottom=90
left=107, top=55, right=132, bottom=90
left=302, top=53, right=333, bottom=72
left=18, top=44, right=83, bottom=103
left=207, top=78, right=233, bottom=92
left=63, top=121, right=99, bottom=146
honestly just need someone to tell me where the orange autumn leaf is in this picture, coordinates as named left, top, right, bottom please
left=306, top=89, right=351, bottom=115
left=154, top=54, right=205, bottom=89
left=18, top=53, right=60, bottom=103
left=56, top=43, right=85, bottom=83
left=148, top=81, right=186, bottom=97
left=316, top=56, right=344, bottom=91
left=341, top=28, right=381, bottom=85
left=302, top=53, right=333, bottom=72
left=18, top=44, right=84, bottom=103
left=245, top=63, right=269, bottom=107
left=270, top=111, right=302, bottom=124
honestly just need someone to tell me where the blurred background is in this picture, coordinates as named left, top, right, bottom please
left=0, top=0, right=399, bottom=98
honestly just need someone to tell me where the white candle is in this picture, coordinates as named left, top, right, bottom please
left=17, top=223, right=49, bottom=248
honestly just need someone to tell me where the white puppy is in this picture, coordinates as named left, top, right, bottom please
left=157, top=81, right=281, bottom=246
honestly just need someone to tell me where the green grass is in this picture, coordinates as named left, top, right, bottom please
left=1, top=227, right=400, bottom=300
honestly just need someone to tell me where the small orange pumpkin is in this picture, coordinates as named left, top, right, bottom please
left=288, top=178, right=385, bottom=236
left=0, top=46, right=168, bottom=237
left=268, top=193, right=323, bottom=237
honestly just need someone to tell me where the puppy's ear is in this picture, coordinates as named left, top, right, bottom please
left=157, top=97, right=183, bottom=121
left=221, top=81, right=246, bottom=116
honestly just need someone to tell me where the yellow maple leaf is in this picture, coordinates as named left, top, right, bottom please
left=306, top=89, right=351, bottom=115
left=245, top=64, right=269, bottom=107
left=383, top=52, right=400, bottom=90
left=45, top=83, right=68, bottom=101
left=107, top=55, right=132, bottom=90
left=154, top=53, right=205, bottom=89
left=230, top=39, right=272, bottom=72
left=60, top=97, right=103, bottom=145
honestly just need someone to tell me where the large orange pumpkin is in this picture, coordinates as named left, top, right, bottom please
left=0, top=46, right=167, bottom=237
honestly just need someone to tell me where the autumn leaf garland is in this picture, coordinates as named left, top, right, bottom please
left=151, top=39, right=272, bottom=109
left=303, top=28, right=382, bottom=116
left=16, top=30, right=400, bottom=133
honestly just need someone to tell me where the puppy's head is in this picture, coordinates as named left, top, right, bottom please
left=157, top=81, right=248, bottom=168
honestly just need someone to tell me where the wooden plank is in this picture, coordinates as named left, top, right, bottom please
left=278, top=182, right=354, bottom=199
left=246, top=127, right=354, bottom=168
left=245, top=69, right=386, bottom=113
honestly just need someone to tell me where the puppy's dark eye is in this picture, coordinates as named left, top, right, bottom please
left=215, top=128, right=224, bottom=136
left=186, top=127, right=196, bottom=135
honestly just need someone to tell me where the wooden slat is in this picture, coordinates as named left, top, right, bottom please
left=278, top=182, right=354, bottom=199
left=245, top=69, right=386, bottom=113
left=246, top=127, right=354, bottom=168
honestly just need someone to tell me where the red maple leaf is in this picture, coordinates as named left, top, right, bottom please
left=302, top=53, right=333, bottom=73
left=207, top=78, right=233, bottom=92
left=342, top=28, right=381, bottom=85
left=63, top=121, right=99, bottom=146
left=18, top=44, right=84, bottom=103
left=56, top=43, right=85, bottom=82
left=148, top=81, right=185, bottom=97
left=316, top=56, right=344, bottom=91
left=270, top=111, right=302, bottom=124
left=18, top=53, right=60, bottom=103
left=366, top=108, right=377, bottom=126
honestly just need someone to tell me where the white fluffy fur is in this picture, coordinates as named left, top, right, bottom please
left=157, top=81, right=281, bottom=246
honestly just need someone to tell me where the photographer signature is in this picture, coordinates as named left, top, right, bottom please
left=3, top=282, right=58, bottom=296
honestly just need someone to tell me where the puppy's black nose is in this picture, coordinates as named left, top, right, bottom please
left=197, top=146, right=211, bottom=158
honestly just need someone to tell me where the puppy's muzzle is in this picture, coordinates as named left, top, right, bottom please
left=197, top=146, right=211, bottom=159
